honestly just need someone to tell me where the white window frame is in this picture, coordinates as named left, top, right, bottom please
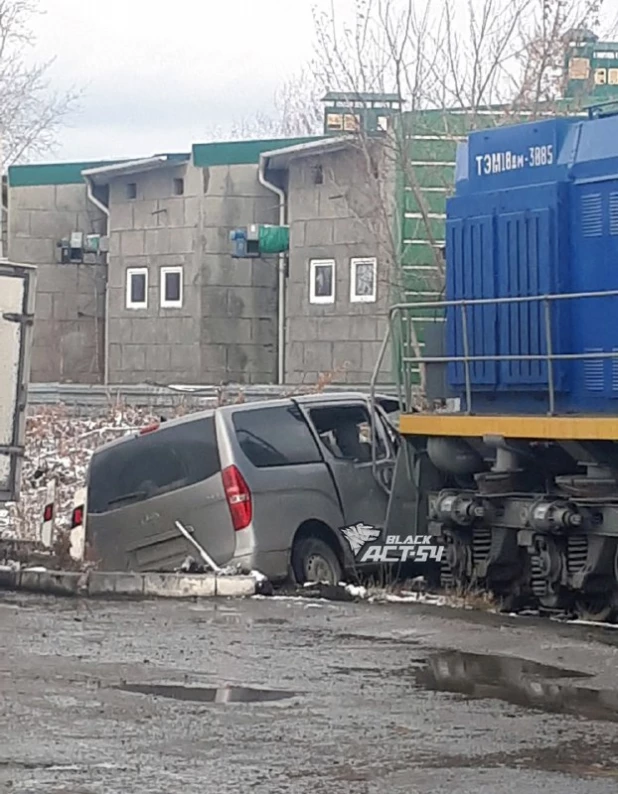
left=309, top=258, right=335, bottom=304
left=350, top=257, right=377, bottom=303
left=160, top=266, right=183, bottom=309
left=126, top=267, right=148, bottom=310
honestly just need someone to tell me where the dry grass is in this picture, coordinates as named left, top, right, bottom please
left=361, top=574, right=499, bottom=611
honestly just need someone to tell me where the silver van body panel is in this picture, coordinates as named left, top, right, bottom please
left=86, top=410, right=235, bottom=572
left=85, top=393, right=399, bottom=578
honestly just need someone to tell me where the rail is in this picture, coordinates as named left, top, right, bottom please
left=369, top=288, right=618, bottom=421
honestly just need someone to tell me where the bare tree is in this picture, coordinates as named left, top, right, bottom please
left=204, top=68, right=324, bottom=142
left=271, top=67, right=325, bottom=137
left=510, top=0, right=613, bottom=110
left=0, top=0, right=80, bottom=166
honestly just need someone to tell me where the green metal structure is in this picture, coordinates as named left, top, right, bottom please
left=564, top=29, right=618, bottom=102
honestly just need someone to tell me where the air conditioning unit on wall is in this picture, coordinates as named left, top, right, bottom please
left=57, top=232, right=108, bottom=264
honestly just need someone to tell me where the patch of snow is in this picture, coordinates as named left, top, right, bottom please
left=553, top=618, right=618, bottom=630
left=375, top=592, right=448, bottom=606
left=252, top=595, right=332, bottom=604
left=344, top=583, right=368, bottom=599
left=217, top=564, right=243, bottom=576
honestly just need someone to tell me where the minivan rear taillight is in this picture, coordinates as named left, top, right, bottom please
left=222, top=465, right=252, bottom=531
left=71, top=505, right=84, bottom=528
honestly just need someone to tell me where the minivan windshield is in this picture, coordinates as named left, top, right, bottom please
left=87, top=416, right=220, bottom=514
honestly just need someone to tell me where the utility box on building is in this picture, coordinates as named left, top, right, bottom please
left=230, top=224, right=289, bottom=258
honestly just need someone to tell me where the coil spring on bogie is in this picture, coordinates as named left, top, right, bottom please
left=472, top=528, right=492, bottom=566
left=530, top=555, right=547, bottom=597
left=567, top=534, right=588, bottom=575
left=440, top=557, right=454, bottom=590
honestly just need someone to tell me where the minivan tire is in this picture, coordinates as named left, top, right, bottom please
left=292, top=536, right=343, bottom=585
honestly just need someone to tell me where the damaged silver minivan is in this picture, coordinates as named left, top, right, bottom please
left=84, top=393, right=400, bottom=584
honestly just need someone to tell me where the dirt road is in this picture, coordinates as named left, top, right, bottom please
left=1, top=592, right=618, bottom=793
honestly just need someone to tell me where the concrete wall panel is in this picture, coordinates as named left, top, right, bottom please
left=8, top=182, right=106, bottom=383
left=285, top=146, right=395, bottom=385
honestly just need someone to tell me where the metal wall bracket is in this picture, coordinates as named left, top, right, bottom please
left=0, top=444, right=25, bottom=456
left=2, top=312, right=34, bottom=326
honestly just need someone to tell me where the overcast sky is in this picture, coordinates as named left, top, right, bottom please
left=27, top=0, right=618, bottom=164
left=31, top=0, right=319, bottom=162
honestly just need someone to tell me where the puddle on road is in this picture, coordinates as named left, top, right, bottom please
left=415, top=650, right=618, bottom=722
left=116, top=682, right=295, bottom=704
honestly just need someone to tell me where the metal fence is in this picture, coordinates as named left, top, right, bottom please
left=26, top=381, right=401, bottom=413
left=370, top=288, right=618, bottom=416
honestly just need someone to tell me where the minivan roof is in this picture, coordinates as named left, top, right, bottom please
left=89, top=391, right=398, bottom=458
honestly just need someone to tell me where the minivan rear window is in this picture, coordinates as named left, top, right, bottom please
left=232, top=405, right=322, bottom=467
left=87, top=416, right=220, bottom=514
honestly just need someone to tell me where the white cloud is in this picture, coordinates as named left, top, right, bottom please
left=29, top=0, right=317, bottom=161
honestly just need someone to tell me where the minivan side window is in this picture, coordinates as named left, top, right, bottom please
left=232, top=405, right=322, bottom=467
left=88, top=417, right=220, bottom=514
left=308, top=405, right=388, bottom=462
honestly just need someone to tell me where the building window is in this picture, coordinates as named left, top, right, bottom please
left=161, top=266, right=183, bottom=308
left=312, top=165, right=323, bottom=185
left=173, top=177, right=184, bottom=196
left=126, top=268, right=148, bottom=309
left=127, top=182, right=137, bottom=200
left=309, top=259, right=335, bottom=304
left=595, top=68, right=608, bottom=85
left=350, top=257, right=377, bottom=303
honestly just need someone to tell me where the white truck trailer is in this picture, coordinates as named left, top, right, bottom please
left=0, top=261, right=36, bottom=505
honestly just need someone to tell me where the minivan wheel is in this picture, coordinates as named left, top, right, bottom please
left=292, top=537, right=343, bottom=586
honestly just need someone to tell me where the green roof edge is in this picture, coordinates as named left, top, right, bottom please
left=192, top=136, right=325, bottom=167
left=7, top=159, right=136, bottom=188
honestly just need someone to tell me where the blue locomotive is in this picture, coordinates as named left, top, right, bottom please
left=445, top=108, right=618, bottom=416
left=387, top=105, right=618, bottom=620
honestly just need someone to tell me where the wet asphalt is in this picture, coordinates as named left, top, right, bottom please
left=1, top=593, right=618, bottom=793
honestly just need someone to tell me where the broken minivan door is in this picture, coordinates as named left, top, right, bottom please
left=299, top=399, right=396, bottom=530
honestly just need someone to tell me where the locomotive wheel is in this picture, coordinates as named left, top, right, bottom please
left=574, top=594, right=614, bottom=623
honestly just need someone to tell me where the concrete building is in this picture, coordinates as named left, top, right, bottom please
left=3, top=123, right=459, bottom=388
left=7, top=139, right=321, bottom=385
left=7, top=161, right=116, bottom=382
left=85, top=143, right=301, bottom=385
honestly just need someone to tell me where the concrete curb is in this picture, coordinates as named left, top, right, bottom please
left=0, top=567, right=259, bottom=600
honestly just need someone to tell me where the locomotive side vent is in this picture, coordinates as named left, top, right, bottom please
left=610, top=192, right=618, bottom=236
left=613, top=349, right=618, bottom=393
left=581, top=193, right=603, bottom=237
left=584, top=348, right=605, bottom=391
